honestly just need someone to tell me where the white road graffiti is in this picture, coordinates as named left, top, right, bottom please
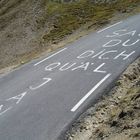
left=0, top=26, right=139, bottom=116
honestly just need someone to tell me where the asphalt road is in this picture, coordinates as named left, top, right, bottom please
left=0, top=14, right=140, bottom=140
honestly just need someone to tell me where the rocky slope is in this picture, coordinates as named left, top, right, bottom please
left=65, top=58, right=140, bottom=140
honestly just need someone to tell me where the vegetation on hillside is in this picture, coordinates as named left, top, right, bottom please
left=42, top=0, right=140, bottom=42
left=0, top=0, right=140, bottom=71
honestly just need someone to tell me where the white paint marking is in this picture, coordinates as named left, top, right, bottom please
left=106, top=29, right=136, bottom=37
left=34, top=48, right=67, bottom=66
left=29, top=78, right=52, bottom=90
left=122, top=39, right=140, bottom=47
left=97, top=21, right=122, bottom=33
left=0, top=106, right=12, bottom=116
left=6, top=92, right=27, bottom=104
left=114, top=50, right=135, bottom=60
left=93, top=63, right=107, bottom=73
left=71, top=73, right=111, bottom=112
left=45, top=62, right=61, bottom=71
left=102, top=39, right=122, bottom=48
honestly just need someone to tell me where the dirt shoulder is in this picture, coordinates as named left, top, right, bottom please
left=65, top=58, right=140, bottom=140
left=0, top=0, right=140, bottom=74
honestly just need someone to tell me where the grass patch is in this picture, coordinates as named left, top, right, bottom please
left=41, top=0, right=140, bottom=43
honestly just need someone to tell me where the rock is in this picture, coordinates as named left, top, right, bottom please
left=110, top=120, right=118, bottom=127
left=137, top=123, right=140, bottom=128
left=118, top=111, right=127, bottom=119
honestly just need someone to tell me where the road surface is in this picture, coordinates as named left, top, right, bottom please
left=0, top=14, right=140, bottom=140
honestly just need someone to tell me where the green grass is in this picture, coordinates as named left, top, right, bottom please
left=40, top=0, right=140, bottom=43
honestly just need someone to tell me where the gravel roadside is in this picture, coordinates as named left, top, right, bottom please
left=65, top=58, right=140, bottom=140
